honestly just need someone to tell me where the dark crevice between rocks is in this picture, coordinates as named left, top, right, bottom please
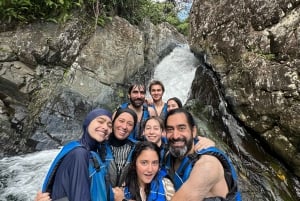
left=45, top=132, right=63, bottom=145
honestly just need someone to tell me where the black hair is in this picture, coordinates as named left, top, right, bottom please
left=128, top=83, right=146, bottom=94
left=125, top=141, right=160, bottom=201
left=167, top=97, right=183, bottom=108
left=113, top=108, right=138, bottom=129
left=148, top=80, right=165, bottom=93
left=165, top=108, right=195, bottom=130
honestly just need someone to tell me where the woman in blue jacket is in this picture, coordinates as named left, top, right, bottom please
left=35, top=108, right=113, bottom=201
left=113, top=141, right=175, bottom=201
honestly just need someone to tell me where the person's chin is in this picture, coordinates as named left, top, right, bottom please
left=143, top=177, right=154, bottom=184
left=96, top=136, right=105, bottom=142
left=116, top=135, right=128, bottom=140
left=170, top=146, right=187, bottom=158
left=134, top=101, right=144, bottom=106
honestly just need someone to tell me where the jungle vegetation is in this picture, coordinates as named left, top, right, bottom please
left=0, top=0, right=189, bottom=35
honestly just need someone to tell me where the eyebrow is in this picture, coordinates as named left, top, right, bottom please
left=166, top=123, right=186, bottom=128
left=96, top=116, right=108, bottom=120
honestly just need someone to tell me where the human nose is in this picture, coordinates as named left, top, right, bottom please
left=137, top=92, right=143, bottom=98
left=119, top=121, right=127, bottom=130
left=146, top=163, right=154, bottom=171
left=148, top=127, right=155, bottom=134
left=103, top=123, right=109, bottom=130
left=172, top=128, right=181, bottom=139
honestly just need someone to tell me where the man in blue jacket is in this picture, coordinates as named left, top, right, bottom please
left=164, top=108, right=241, bottom=201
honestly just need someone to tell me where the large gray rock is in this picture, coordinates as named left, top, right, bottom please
left=189, top=0, right=300, bottom=177
left=0, top=16, right=186, bottom=154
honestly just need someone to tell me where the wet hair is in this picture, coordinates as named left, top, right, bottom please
left=125, top=141, right=160, bottom=201
left=148, top=80, right=165, bottom=93
left=113, top=108, right=138, bottom=128
left=143, top=116, right=165, bottom=131
left=128, top=82, right=146, bottom=94
left=167, top=97, right=183, bottom=108
left=165, top=108, right=195, bottom=130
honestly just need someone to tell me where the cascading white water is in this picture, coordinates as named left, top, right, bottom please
left=0, top=150, right=59, bottom=201
left=151, top=44, right=198, bottom=103
left=0, top=45, right=198, bottom=201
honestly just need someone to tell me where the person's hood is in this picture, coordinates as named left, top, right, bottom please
left=80, top=108, right=112, bottom=151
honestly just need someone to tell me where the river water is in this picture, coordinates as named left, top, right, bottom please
left=0, top=44, right=299, bottom=201
left=0, top=45, right=198, bottom=201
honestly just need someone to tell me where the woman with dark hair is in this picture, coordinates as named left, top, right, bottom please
left=114, top=141, right=175, bottom=201
left=166, top=97, right=182, bottom=112
left=36, top=108, right=139, bottom=201
left=104, top=108, right=139, bottom=194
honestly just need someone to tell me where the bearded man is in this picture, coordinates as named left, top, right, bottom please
left=164, top=108, right=242, bottom=201
left=115, top=82, right=156, bottom=140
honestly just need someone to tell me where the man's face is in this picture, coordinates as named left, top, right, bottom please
left=150, top=84, right=164, bottom=102
left=129, top=85, right=145, bottom=108
left=165, top=112, right=194, bottom=158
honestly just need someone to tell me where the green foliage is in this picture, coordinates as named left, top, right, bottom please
left=0, top=0, right=84, bottom=24
left=114, top=0, right=189, bottom=35
left=148, top=2, right=189, bottom=35
left=175, top=20, right=189, bottom=36
left=263, top=53, right=276, bottom=60
left=0, top=0, right=189, bottom=35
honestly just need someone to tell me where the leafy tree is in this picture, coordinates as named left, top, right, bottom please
left=0, top=0, right=188, bottom=35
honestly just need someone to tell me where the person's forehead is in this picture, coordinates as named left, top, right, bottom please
left=151, top=84, right=162, bottom=90
left=138, top=149, right=159, bottom=159
left=131, top=85, right=145, bottom=92
left=94, top=116, right=111, bottom=121
left=166, top=113, right=188, bottom=125
left=117, top=112, right=134, bottom=121
left=168, top=100, right=177, bottom=105
left=146, top=119, right=160, bottom=126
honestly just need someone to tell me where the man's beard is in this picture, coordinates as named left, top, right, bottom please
left=130, top=97, right=144, bottom=108
left=169, top=137, right=193, bottom=158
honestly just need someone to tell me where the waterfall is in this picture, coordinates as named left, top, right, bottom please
left=151, top=44, right=198, bottom=103
left=0, top=45, right=197, bottom=201
left=1, top=44, right=299, bottom=201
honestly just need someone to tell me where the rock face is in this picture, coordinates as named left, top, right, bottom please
left=189, top=0, right=300, bottom=177
left=0, top=16, right=186, bottom=156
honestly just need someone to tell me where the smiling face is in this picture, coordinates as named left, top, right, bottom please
left=167, top=99, right=180, bottom=112
left=165, top=112, right=196, bottom=158
left=88, top=115, right=112, bottom=142
left=150, top=84, right=164, bottom=102
left=143, top=118, right=163, bottom=146
left=129, top=85, right=146, bottom=108
left=113, top=112, right=135, bottom=140
left=136, top=149, right=160, bottom=188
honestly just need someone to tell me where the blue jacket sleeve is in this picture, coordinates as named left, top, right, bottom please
left=52, top=148, right=91, bottom=201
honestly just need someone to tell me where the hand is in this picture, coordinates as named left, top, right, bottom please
left=144, top=98, right=153, bottom=105
left=34, top=191, right=51, bottom=201
left=194, top=136, right=215, bottom=152
left=112, top=186, right=125, bottom=201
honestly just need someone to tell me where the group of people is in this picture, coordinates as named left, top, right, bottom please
left=35, top=80, right=241, bottom=201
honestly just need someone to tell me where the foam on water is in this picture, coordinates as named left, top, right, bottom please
left=0, top=44, right=197, bottom=201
